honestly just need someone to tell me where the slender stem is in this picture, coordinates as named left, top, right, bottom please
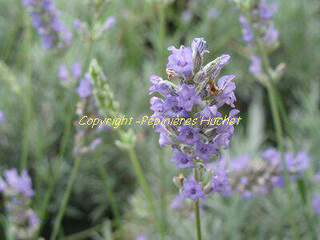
left=194, top=168, right=202, bottom=240
left=50, top=156, right=82, bottom=240
left=20, top=11, right=33, bottom=171
left=255, top=39, right=301, bottom=240
left=96, top=158, right=122, bottom=232
left=127, top=146, right=163, bottom=237
left=159, top=151, right=167, bottom=236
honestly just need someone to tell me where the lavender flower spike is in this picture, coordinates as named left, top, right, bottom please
left=22, top=0, right=72, bottom=49
left=150, top=38, right=239, bottom=211
left=0, top=169, right=39, bottom=239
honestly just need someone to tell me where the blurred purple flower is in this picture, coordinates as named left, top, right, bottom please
left=312, top=194, right=320, bottom=216
left=72, top=62, right=82, bottom=80
left=77, top=74, right=93, bottom=99
left=285, top=151, right=310, bottom=174
left=0, top=111, right=5, bottom=124
left=211, top=169, right=231, bottom=196
left=0, top=169, right=34, bottom=198
left=239, top=16, right=253, bottom=43
left=22, top=0, right=72, bottom=49
left=103, top=16, right=116, bottom=30
left=58, top=64, right=69, bottom=82
left=249, top=56, right=263, bottom=78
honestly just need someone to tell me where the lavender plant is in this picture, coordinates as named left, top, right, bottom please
left=150, top=38, right=239, bottom=239
left=0, top=169, right=39, bottom=240
left=22, top=0, right=72, bottom=49
left=236, top=0, right=285, bottom=151
left=223, top=149, right=311, bottom=198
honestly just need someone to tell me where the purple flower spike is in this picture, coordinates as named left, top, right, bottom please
left=239, top=16, right=253, bottom=43
left=150, top=38, right=239, bottom=204
left=182, top=177, right=205, bottom=202
left=167, top=46, right=193, bottom=79
left=22, top=0, right=72, bottom=49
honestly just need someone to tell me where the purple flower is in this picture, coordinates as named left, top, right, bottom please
left=177, top=84, right=201, bottom=111
left=77, top=74, right=92, bottom=99
left=312, top=194, right=320, bottom=216
left=0, top=169, right=34, bottom=198
left=215, top=75, right=237, bottom=108
left=150, top=97, right=164, bottom=117
left=263, top=24, right=279, bottom=46
left=229, top=155, right=250, bottom=172
left=182, top=177, right=205, bottom=201
left=249, top=55, right=263, bottom=77
left=0, top=111, right=5, bottom=124
left=239, top=16, right=253, bottom=43
left=195, top=142, right=217, bottom=161
left=211, top=169, right=231, bottom=196
left=58, top=65, right=69, bottom=82
left=72, top=62, right=82, bottom=79
left=259, top=0, right=277, bottom=21
left=136, top=235, right=147, bottom=240
left=271, top=176, right=285, bottom=188
left=149, top=75, right=172, bottom=97
left=285, top=151, right=310, bottom=174
left=170, top=194, right=184, bottom=209
left=22, top=0, right=72, bottom=49
left=177, top=126, right=200, bottom=145
left=262, top=148, right=281, bottom=166
left=103, top=16, right=116, bottom=30
left=171, top=149, right=194, bottom=169
left=167, top=46, right=193, bottom=79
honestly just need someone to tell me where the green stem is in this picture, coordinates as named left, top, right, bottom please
left=159, top=151, right=167, bottom=236
left=20, top=10, right=33, bottom=171
left=96, top=158, right=122, bottom=233
left=157, top=2, right=166, bottom=74
left=255, top=39, right=300, bottom=240
left=127, top=146, right=163, bottom=237
left=194, top=168, right=202, bottom=240
left=50, top=156, right=82, bottom=240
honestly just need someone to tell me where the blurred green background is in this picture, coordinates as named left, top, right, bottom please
left=0, top=0, right=319, bottom=239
